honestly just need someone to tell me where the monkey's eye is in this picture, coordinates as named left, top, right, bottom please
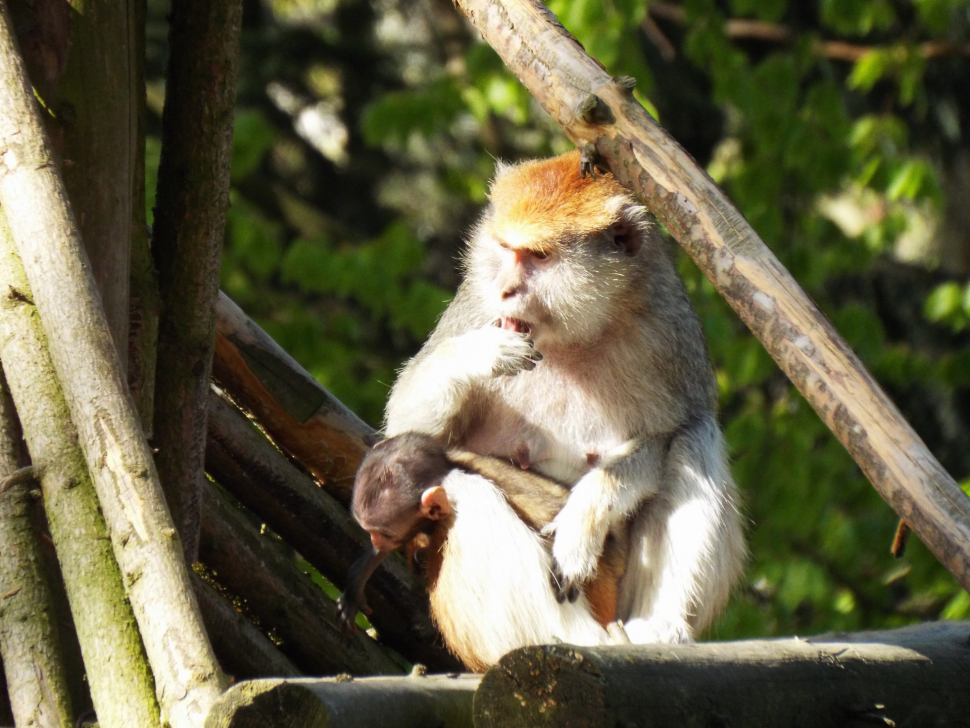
left=532, top=249, right=550, bottom=261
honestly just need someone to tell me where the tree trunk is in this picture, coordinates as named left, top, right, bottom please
left=0, top=213, right=160, bottom=728
left=126, top=0, right=160, bottom=439
left=205, top=390, right=460, bottom=671
left=474, top=622, right=970, bottom=728
left=453, top=0, right=970, bottom=595
left=213, top=292, right=374, bottom=503
left=198, top=481, right=405, bottom=677
left=46, top=0, right=138, bottom=372
left=204, top=674, right=480, bottom=728
left=0, top=6, right=228, bottom=725
left=151, top=0, right=242, bottom=562
left=0, top=367, right=74, bottom=728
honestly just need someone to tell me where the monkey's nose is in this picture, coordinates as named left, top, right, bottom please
left=370, top=532, right=390, bottom=551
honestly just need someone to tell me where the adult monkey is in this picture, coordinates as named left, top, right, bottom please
left=385, top=151, right=745, bottom=644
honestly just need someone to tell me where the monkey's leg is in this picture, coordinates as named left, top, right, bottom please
left=618, top=416, right=746, bottom=644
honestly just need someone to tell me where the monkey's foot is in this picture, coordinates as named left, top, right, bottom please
left=623, top=617, right=693, bottom=645
left=606, top=620, right=632, bottom=645
left=548, top=562, right=582, bottom=604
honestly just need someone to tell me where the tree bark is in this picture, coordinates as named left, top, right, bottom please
left=453, top=0, right=970, bottom=595
left=198, top=482, right=405, bottom=677
left=191, top=573, right=301, bottom=682
left=126, top=0, right=160, bottom=439
left=205, top=390, right=461, bottom=671
left=204, top=674, right=480, bottom=728
left=44, top=0, right=139, bottom=372
left=213, top=292, right=375, bottom=503
left=475, top=622, right=970, bottom=728
left=150, top=0, right=242, bottom=562
left=0, top=6, right=228, bottom=725
left=0, top=367, right=74, bottom=728
left=0, top=213, right=159, bottom=728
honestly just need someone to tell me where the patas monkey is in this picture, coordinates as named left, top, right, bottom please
left=337, top=433, right=629, bottom=671
left=385, top=151, right=745, bottom=644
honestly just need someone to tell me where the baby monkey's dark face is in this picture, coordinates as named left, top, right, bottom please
left=350, top=432, right=453, bottom=553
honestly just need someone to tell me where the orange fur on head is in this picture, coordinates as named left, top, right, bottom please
left=487, top=150, right=631, bottom=254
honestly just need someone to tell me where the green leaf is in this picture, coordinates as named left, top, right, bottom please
left=924, top=282, right=963, bottom=322
left=231, top=110, right=277, bottom=181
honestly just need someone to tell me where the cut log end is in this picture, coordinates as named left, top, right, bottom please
left=474, top=645, right=607, bottom=728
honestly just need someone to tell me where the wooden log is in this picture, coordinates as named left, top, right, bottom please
left=204, top=673, right=480, bottom=728
left=213, top=292, right=375, bottom=503
left=126, top=0, right=161, bottom=440
left=474, top=622, right=970, bottom=728
left=0, top=4, right=228, bottom=723
left=0, top=212, right=160, bottom=728
left=191, top=572, right=301, bottom=682
left=0, top=369, right=74, bottom=728
left=43, top=0, right=136, bottom=371
left=198, top=481, right=405, bottom=677
left=205, top=390, right=461, bottom=671
left=151, top=0, right=242, bottom=562
left=452, top=0, right=970, bottom=594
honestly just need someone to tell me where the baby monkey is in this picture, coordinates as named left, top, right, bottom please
left=337, top=432, right=628, bottom=670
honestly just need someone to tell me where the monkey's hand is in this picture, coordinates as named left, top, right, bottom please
left=336, top=589, right=371, bottom=634
left=541, top=470, right=611, bottom=603
left=464, top=325, right=541, bottom=378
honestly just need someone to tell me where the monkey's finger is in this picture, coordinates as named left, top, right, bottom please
left=549, top=570, right=567, bottom=603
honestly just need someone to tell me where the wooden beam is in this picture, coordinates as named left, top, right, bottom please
left=205, top=390, right=461, bottom=671
left=452, top=0, right=970, bottom=594
left=198, top=481, right=405, bottom=677
left=474, top=622, right=970, bottom=728
left=204, top=673, right=480, bottom=728
left=213, top=292, right=375, bottom=504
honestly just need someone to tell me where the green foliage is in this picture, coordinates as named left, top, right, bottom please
left=209, top=0, right=970, bottom=644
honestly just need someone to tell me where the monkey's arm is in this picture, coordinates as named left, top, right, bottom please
left=446, top=449, right=569, bottom=528
left=385, top=325, right=540, bottom=438
left=543, top=435, right=668, bottom=602
left=336, top=546, right=386, bottom=633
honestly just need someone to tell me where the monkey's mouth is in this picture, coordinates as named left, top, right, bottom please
left=499, top=317, right=532, bottom=336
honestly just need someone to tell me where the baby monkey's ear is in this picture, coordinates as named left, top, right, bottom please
left=420, top=486, right=451, bottom=520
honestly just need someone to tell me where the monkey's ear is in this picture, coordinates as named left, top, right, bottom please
left=606, top=217, right=641, bottom=256
left=420, top=486, right=451, bottom=520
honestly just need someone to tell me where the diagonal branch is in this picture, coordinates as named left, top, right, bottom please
left=452, top=0, right=970, bottom=593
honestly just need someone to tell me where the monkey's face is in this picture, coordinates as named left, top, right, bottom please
left=467, top=220, right=645, bottom=350
left=466, top=152, right=652, bottom=351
